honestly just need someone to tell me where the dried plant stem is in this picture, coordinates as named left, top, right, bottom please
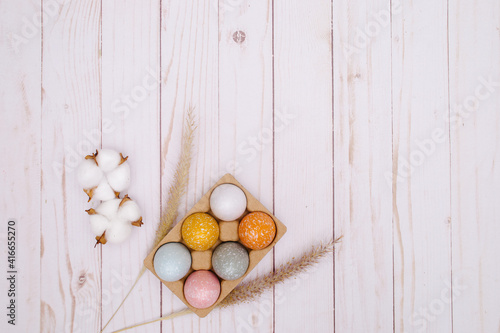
left=111, top=309, right=193, bottom=333
left=100, top=108, right=196, bottom=333
left=155, top=106, right=196, bottom=245
left=219, top=236, right=342, bottom=307
left=111, top=237, right=342, bottom=333
left=100, top=266, right=146, bottom=333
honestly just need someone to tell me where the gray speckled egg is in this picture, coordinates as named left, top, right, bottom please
left=212, top=242, right=249, bottom=280
left=153, top=243, right=191, bottom=282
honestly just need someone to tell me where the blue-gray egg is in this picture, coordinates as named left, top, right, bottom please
left=212, top=242, right=249, bottom=280
left=153, top=243, right=192, bottom=282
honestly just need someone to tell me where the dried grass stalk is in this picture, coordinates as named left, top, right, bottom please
left=111, top=309, right=192, bottom=333
left=219, top=236, right=342, bottom=307
left=111, top=237, right=342, bottom=332
left=101, top=108, right=197, bottom=333
left=155, top=106, right=196, bottom=244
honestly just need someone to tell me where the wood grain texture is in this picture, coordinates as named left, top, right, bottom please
left=0, top=0, right=41, bottom=332
left=40, top=0, right=102, bottom=332
left=449, top=1, right=500, bottom=332
left=1, top=1, right=500, bottom=332
left=392, top=1, right=452, bottom=332
left=160, top=0, right=220, bottom=331
left=217, top=0, right=274, bottom=332
left=333, top=0, right=393, bottom=332
left=101, top=0, right=161, bottom=332
left=273, top=0, right=334, bottom=332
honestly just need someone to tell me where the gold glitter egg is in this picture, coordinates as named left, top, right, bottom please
left=182, top=213, right=220, bottom=251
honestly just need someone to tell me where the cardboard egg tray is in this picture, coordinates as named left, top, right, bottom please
left=144, top=173, right=287, bottom=317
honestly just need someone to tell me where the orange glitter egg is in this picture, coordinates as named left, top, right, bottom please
left=182, top=213, right=219, bottom=251
left=238, top=212, right=276, bottom=250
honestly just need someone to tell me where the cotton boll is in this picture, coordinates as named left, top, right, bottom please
left=96, top=149, right=122, bottom=172
left=79, top=149, right=143, bottom=246
left=89, top=214, right=110, bottom=236
left=106, top=220, right=132, bottom=244
left=118, top=200, right=141, bottom=221
left=78, top=149, right=130, bottom=202
left=106, top=162, right=130, bottom=192
left=95, top=198, right=121, bottom=220
left=93, top=181, right=116, bottom=201
left=89, top=197, right=142, bottom=246
left=77, top=160, right=103, bottom=189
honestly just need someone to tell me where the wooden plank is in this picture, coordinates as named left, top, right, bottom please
left=332, top=0, right=393, bottom=332
left=0, top=0, right=41, bottom=332
left=160, top=0, right=220, bottom=331
left=391, top=1, right=452, bottom=332
left=273, top=0, right=334, bottom=332
left=40, top=0, right=102, bottom=332
left=100, top=0, right=161, bottom=332
left=449, top=1, right=500, bottom=332
left=217, top=0, right=274, bottom=331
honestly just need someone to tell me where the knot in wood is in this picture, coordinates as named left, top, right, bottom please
left=232, top=31, right=246, bottom=44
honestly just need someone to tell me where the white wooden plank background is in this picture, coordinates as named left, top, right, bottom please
left=333, top=0, right=393, bottom=331
left=0, top=0, right=499, bottom=332
left=101, top=0, right=161, bottom=332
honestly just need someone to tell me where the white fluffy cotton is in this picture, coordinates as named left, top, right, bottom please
left=89, top=214, right=110, bottom=236
left=79, top=148, right=141, bottom=245
left=106, top=163, right=130, bottom=192
left=96, top=149, right=122, bottom=173
left=117, top=200, right=141, bottom=221
left=92, top=181, right=116, bottom=202
left=106, top=221, right=132, bottom=244
left=89, top=197, right=142, bottom=244
left=77, top=160, right=103, bottom=189
left=76, top=149, right=130, bottom=202
left=95, top=198, right=122, bottom=220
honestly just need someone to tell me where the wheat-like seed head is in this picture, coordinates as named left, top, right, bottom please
left=111, top=237, right=342, bottom=332
left=101, top=108, right=196, bottom=333
left=219, top=236, right=342, bottom=308
left=154, top=106, right=197, bottom=246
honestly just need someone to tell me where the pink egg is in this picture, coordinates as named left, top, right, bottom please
left=183, top=270, right=221, bottom=309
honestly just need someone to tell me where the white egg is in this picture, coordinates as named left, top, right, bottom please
left=210, top=184, right=247, bottom=221
left=153, top=243, right=192, bottom=282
